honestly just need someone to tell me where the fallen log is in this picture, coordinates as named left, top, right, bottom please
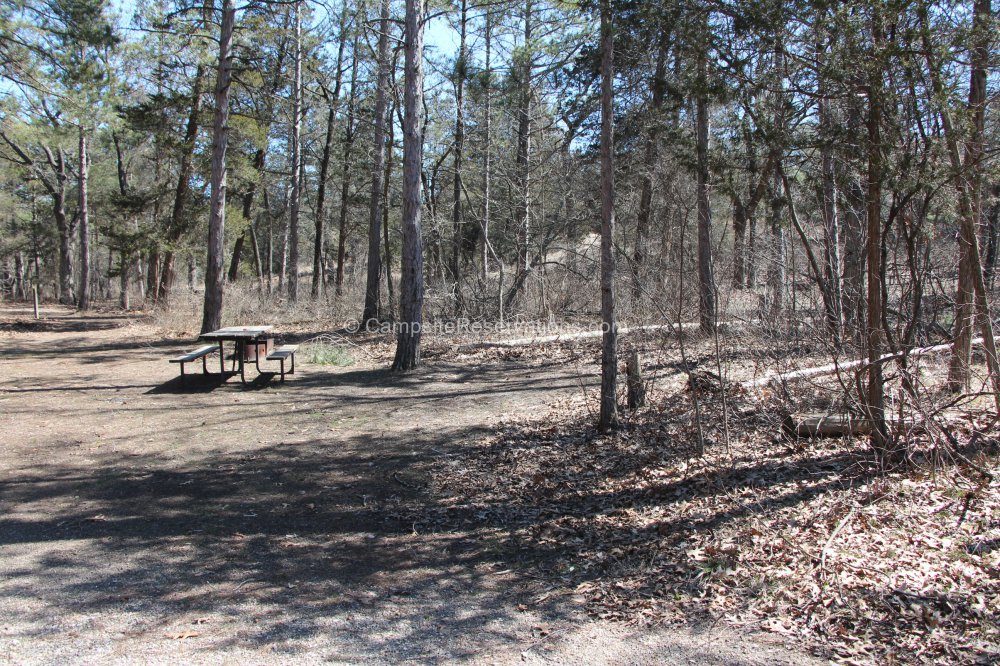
left=745, top=337, right=992, bottom=389
left=783, top=413, right=924, bottom=438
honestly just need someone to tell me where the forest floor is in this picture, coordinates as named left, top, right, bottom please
left=0, top=304, right=996, bottom=664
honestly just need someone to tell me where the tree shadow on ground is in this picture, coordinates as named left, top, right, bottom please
left=0, top=406, right=867, bottom=661
left=0, top=424, right=567, bottom=661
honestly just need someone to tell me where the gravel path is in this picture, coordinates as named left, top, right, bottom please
left=0, top=308, right=819, bottom=664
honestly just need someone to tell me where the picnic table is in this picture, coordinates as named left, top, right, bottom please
left=199, top=325, right=273, bottom=385
left=169, top=326, right=299, bottom=387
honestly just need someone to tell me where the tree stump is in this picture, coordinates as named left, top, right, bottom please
left=626, top=349, right=646, bottom=410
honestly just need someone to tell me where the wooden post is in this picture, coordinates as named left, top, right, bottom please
left=33, top=286, right=39, bottom=319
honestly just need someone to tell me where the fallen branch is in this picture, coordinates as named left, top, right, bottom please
left=820, top=507, right=856, bottom=572
left=457, top=323, right=678, bottom=350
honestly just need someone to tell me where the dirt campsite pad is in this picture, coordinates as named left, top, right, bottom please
left=0, top=306, right=819, bottom=665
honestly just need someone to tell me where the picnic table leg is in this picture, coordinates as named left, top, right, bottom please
left=217, top=341, right=225, bottom=376
left=253, top=343, right=264, bottom=374
left=239, top=341, right=248, bottom=384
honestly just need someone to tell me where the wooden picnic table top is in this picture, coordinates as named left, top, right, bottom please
left=199, top=326, right=273, bottom=341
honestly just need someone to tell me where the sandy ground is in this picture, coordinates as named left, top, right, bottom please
left=0, top=306, right=820, bottom=665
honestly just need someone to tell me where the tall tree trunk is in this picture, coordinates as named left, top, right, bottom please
left=940, top=0, right=999, bottom=397
left=266, top=194, right=274, bottom=292
left=838, top=52, right=868, bottom=336
left=744, top=133, right=759, bottom=288
left=112, top=131, right=133, bottom=309
left=313, top=1, right=349, bottom=298
left=983, top=183, right=1000, bottom=288
left=159, top=64, right=205, bottom=304
left=391, top=0, right=425, bottom=371
left=53, top=151, right=73, bottom=305
left=817, top=27, right=842, bottom=343
left=249, top=217, right=265, bottom=291
left=696, top=36, right=716, bottom=334
left=287, top=0, right=303, bottom=303
left=765, top=32, right=787, bottom=324
left=515, top=0, right=532, bottom=276
left=599, top=0, right=618, bottom=432
left=634, top=33, right=668, bottom=300
left=229, top=232, right=245, bottom=283
left=363, top=0, right=391, bottom=324
left=732, top=195, right=747, bottom=288
left=77, top=128, right=90, bottom=310
left=767, top=172, right=785, bottom=320
left=450, top=0, right=467, bottom=309
left=481, top=7, right=492, bottom=278
left=335, top=35, right=360, bottom=295
left=313, top=99, right=336, bottom=295
left=14, top=253, right=25, bottom=300
left=200, top=0, right=235, bottom=334
left=841, top=172, right=866, bottom=331
left=383, top=97, right=396, bottom=317
left=228, top=147, right=265, bottom=282
left=866, top=12, right=889, bottom=457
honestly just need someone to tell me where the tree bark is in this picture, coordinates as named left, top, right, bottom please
left=383, top=96, right=396, bottom=317
left=942, top=0, right=998, bottom=397
left=287, top=0, right=303, bottom=303
left=481, top=7, right=492, bottom=279
left=515, top=0, right=532, bottom=277
left=391, top=0, right=425, bottom=371
left=450, top=0, right=467, bottom=309
left=200, top=0, right=235, bottom=334
left=767, top=170, right=785, bottom=321
left=696, top=35, right=716, bottom=334
left=817, top=30, right=842, bottom=343
left=51, top=150, right=73, bottom=305
left=599, top=0, right=618, bottom=432
left=159, top=64, right=205, bottom=304
left=77, top=128, right=90, bottom=310
left=865, top=12, right=889, bottom=457
left=335, top=34, right=360, bottom=296
left=983, top=184, right=1000, bottom=288
left=634, top=32, right=668, bottom=300
left=363, top=0, right=391, bottom=325
left=313, top=98, right=336, bottom=295
left=732, top=195, right=747, bottom=288
left=228, top=147, right=265, bottom=283
left=312, top=2, right=348, bottom=298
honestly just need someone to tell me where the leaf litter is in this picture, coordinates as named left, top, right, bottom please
left=416, top=337, right=1000, bottom=665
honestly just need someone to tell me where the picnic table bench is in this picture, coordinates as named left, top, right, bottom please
left=266, top=344, right=298, bottom=381
left=168, top=344, right=218, bottom=387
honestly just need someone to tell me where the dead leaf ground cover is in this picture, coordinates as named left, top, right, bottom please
left=1, top=305, right=825, bottom=665
left=1, top=304, right=996, bottom=664
left=422, top=334, right=1000, bottom=665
